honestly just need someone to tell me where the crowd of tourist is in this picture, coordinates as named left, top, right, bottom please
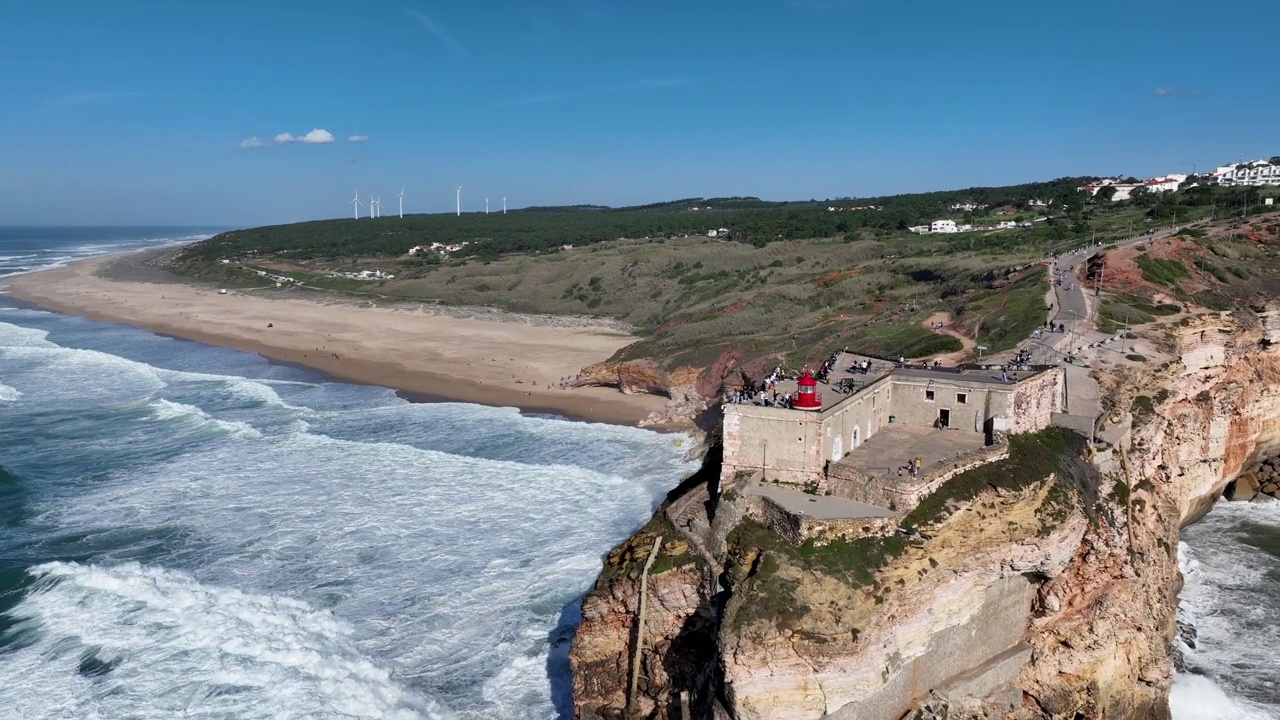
left=727, top=366, right=799, bottom=408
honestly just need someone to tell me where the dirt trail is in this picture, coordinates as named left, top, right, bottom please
left=918, top=312, right=976, bottom=366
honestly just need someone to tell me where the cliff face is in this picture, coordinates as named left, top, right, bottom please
left=1008, top=315, right=1280, bottom=720
left=571, top=529, right=720, bottom=720
left=571, top=309, right=1280, bottom=720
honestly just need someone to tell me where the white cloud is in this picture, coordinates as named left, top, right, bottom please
left=239, top=128, right=337, bottom=149
left=348, top=135, right=370, bottom=143
left=298, top=128, right=335, bottom=144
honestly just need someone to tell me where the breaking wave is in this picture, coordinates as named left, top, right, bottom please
left=0, top=304, right=695, bottom=718
left=1, top=562, right=442, bottom=720
left=1173, top=502, right=1280, bottom=719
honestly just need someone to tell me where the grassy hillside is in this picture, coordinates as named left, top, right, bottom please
left=169, top=182, right=1280, bottom=378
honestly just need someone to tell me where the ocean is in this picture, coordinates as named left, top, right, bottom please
left=0, top=228, right=697, bottom=719
left=1172, top=501, right=1280, bottom=719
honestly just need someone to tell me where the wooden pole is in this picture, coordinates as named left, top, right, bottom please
left=627, top=535, right=663, bottom=717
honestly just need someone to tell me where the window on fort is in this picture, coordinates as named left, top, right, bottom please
left=957, top=393, right=968, bottom=404
left=925, top=390, right=935, bottom=402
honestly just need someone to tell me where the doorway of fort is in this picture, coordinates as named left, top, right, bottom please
left=852, top=427, right=860, bottom=449
left=938, top=408, right=951, bottom=428
left=832, top=436, right=843, bottom=462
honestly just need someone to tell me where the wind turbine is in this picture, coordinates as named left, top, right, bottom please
left=368, top=194, right=376, bottom=219
left=502, top=196, right=507, bottom=214
left=351, top=190, right=362, bottom=220
left=374, top=195, right=381, bottom=218
left=455, top=185, right=462, bottom=216
left=485, top=197, right=489, bottom=215
left=398, top=188, right=404, bottom=219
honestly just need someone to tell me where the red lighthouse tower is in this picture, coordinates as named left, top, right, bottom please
left=793, top=369, right=823, bottom=410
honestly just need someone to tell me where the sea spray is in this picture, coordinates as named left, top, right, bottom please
left=1172, top=501, right=1280, bottom=719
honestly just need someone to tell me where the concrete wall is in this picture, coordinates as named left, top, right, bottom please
left=888, top=376, right=1012, bottom=434
left=1009, top=367, right=1065, bottom=435
left=827, top=442, right=1009, bottom=513
left=745, top=495, right=900, bottom=547
left=819, top=376, right=894, bottom=467
left=722, top=404, right=826, bottom=486
left=722, top=377, right=893, bottom=488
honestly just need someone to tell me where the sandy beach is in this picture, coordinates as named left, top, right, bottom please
left=2, top=253, right=669, bottom=426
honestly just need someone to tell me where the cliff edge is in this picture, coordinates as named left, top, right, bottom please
left=570, top=305, right=1280, bottom=719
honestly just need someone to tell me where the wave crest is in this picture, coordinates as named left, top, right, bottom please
left=1, top=561, right=444, bottom=720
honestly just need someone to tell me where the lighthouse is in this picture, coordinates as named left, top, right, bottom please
left=793, top=369, right=823, bottom=410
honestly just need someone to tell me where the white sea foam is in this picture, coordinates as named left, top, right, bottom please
left=0, top=382, right=20, bottom=401
left=26, top=422, right=690, bottom=717
left=0, top=320, right=57, bottom=348
left=155, top=367, right=306, bottom=410
left=0, top=329, right=309, bottom=414
left=1171, top=674, right=1278, bottom=720
left=1173, top=502, right=1280, bottom=718
left=0, top=562, right=443, bottom=720
left=0, top=316, right=695, bottom=718
left=149, top=398, right=262, bottom=438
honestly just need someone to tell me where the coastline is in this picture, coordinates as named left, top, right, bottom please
left=1, top=252, right=671, bottom=428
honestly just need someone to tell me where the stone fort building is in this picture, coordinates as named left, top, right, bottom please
left=721, top=356, right=1066, bottom=513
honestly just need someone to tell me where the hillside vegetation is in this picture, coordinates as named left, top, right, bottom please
left=170, top=180, right=1280, bottom=376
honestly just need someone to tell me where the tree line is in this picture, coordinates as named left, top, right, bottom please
left=179, top=177, right=1100, bottom=264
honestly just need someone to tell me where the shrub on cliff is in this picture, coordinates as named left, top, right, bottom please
left=1135, top=256, right=1190, bottom=286
left=901, top=428, right=1094, bottom=530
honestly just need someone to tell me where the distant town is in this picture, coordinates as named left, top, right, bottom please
left=901, top=157, right=1280, bottom=235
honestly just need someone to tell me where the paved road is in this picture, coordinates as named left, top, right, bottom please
left=1050, top=251, right=1090, bottom=337
left=1012, top=227, right=1183, bottom=365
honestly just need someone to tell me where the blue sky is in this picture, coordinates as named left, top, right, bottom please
left=1, top=0, right=1276, bottom=226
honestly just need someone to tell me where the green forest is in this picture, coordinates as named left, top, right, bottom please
left=180, top=178, right=1098, bottom=263
left=180, top=177, right=1272, bottom=268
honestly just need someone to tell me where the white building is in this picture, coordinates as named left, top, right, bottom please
left=930, top=219, right=958, bottom=234
left=1143, top=174, right=1188, bottom=193
left=996, top=220, right=1017, bottom=229
left=1212, top=161, right=1280, bottom=187
left=1078, top=174, right=1187, bottom=201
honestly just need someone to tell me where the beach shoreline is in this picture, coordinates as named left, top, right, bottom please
left=2, top=252, right=672, bottom=428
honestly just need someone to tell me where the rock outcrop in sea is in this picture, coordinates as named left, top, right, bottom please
left=570, top=304, right=1280, bottom=719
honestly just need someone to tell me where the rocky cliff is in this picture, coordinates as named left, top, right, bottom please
left=570, top=306, right=1280, bottom=720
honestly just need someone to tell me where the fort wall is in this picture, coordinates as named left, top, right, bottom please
left=745, top=495, right=900, bottom=546
left=721, top=367, right=1064, bottom=494
left=826, top=442, right=1010, bottom=512
left=1010, top=367, right=1064, bottom=434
